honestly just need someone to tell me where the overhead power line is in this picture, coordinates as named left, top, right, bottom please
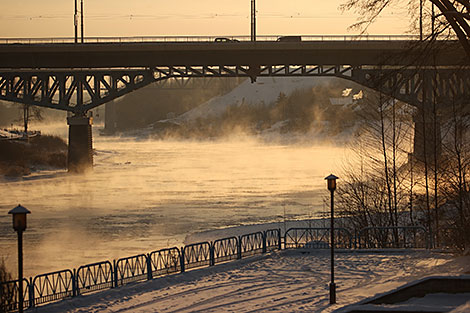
left=0, top=12, right=404, bottom=21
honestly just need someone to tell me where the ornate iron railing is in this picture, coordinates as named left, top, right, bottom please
left=438, top=227, right=462, bottom=249
left=284, top=228, right=353, bottom=249
left=182, top=242, right=211, bottom=271
left=265, top=229, right=281, bottom=251
left=31, top=269, right=74, bottom=306
left=76, top=261, right=113, bottom=295
left=0, top=225, right=432, bottom=311
left=115, top=254, right=148, bottom=286
left=212, top=237, right=239, bottom=265
left=148, top=248, right=181, bottom=278
left=0, top=279, right=30, bottom=312
left=357, top=226, right=429, bottom=249
left=240, top=232, right=265, bottom=257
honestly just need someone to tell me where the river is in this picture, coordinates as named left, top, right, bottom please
left=0, top=126, right=348, bottom=278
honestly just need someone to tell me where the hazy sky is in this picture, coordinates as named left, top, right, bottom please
left=0, top=0, right=413, bottom=38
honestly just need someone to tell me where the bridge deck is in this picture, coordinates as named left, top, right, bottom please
left=0, top=40, right=466, bottom=69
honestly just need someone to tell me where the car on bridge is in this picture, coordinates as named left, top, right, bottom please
left=276, top=36, right=302, bottom=42
left=214, top=37, right=240, bottom=43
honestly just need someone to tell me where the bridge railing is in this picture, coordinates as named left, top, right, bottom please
left=0, top=34, right=423, bottom=45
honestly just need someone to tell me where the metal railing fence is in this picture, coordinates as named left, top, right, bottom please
left=0, top=226, right=429, bottom=311
left=265, top=229, right=282, bottom=251
left=0, top=278, right=30, bottom=312
left=77, top=261, right=113, bottom=295
left=213, top=237, right=239, bottom=265
left=182, top=242, right=212, bottom=271
left=148, top=248, right=181, bottom=278
left=284, top=227, right=353, bottom=249
left=240, top=232, right=265, bottom=257
left=357, top=226, right=429, bottom=249
left=0, top=34, right=426, bottom=45
left=31, top=269, right=74, bottom=306
left=115, top=254, right=148, bottom=287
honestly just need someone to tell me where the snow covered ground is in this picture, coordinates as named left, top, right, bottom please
left=175, top=77, right=333, bottom=122
left=36, top=237, right=470, bottom=312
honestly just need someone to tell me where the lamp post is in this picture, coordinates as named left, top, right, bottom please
left=81, top=0, right=84, bottom=43
left=325, top=174, right=338, bottom=304
left=251, top=0, right=256, bottom=41
left=8, top=205, right=31, bottom=313
left=74, top=0, right=78, bottom=43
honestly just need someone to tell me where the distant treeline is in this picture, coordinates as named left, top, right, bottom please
left=150, top=79, right=366, bottom=139
left=107, top=78, right=245, bottom=132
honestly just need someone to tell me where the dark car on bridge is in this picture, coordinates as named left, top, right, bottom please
left=214, top=37, right=240, bottom=43
left=276, top=36, right=302, bottom=42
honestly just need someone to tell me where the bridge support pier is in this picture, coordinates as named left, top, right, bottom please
left=67, top=115, right=93, bottom=173
left=413, top=107, right=442, bottom=165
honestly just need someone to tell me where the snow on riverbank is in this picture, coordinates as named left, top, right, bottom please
left=36, top=224, right=470, bottom=313
left=176, top=77, right=332, bottom=122
left=184, top=219, right=330, bottom=245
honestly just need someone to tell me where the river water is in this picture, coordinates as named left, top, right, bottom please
left=0, top=127, right=347, bottom=278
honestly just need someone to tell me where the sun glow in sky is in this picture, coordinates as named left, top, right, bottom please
left=1, top=0, right=413, bottom=38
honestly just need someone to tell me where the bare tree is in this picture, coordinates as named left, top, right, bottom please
left=438, top=98, right=470, bottom=249
left=341, top=0, right=470, bottom=59
left=336, top=90, right=415, bottom=247
left=17, top=104, right=43, bottom=134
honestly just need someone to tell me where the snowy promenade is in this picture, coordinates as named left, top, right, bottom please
left=37, top=249, right=470, bottom=312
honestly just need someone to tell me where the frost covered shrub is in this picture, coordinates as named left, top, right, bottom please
left=0, top=260, right=16, bottom=313
left=0, top=134, right=67, bottom=176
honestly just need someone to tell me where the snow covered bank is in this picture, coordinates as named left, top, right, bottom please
left=176, top=77, right=332, bottom=122
left=184, top=219, right=330, bottom=245
left=37, top=249, right=469, bottom=313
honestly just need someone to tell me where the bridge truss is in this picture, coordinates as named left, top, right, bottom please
left=1, top=64, right=470, bottom=114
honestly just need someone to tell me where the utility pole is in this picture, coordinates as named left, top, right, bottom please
left=419, top=0, right=423, bottom=40
left=251, top=0, right=256, bottom=41
left=81, top=0, right=84, bottom=43
left=74, top=0, right=78, bottom=43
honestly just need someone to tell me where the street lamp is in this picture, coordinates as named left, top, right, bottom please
left=81, top=0, right=84, bottom=43
left=251, top=0, right=256, bottom=41
left=325, top=174, right=338, bottom=304
left=8, top=205, right=31, bottom=313
left=74, top=0, right=78, bottom=43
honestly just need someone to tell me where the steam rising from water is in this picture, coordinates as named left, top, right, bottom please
left=0, top=128, right=348, bottom=277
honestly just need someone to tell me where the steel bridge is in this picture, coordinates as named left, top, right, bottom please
left=0, top=36, right=468, bottom=114
left=0, top=35, right=468, bottom=170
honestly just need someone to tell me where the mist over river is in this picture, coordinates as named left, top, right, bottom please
left=0, top=127, right=348, bottom=277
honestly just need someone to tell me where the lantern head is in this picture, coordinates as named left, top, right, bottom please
left=325, top=174, right=339, bottom=192
left=8, top=205, right=31, bottom=232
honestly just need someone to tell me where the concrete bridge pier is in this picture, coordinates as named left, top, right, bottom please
left=413, top=106, right=442, bottom=166
left=67, top=115, right=93, bottom=172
